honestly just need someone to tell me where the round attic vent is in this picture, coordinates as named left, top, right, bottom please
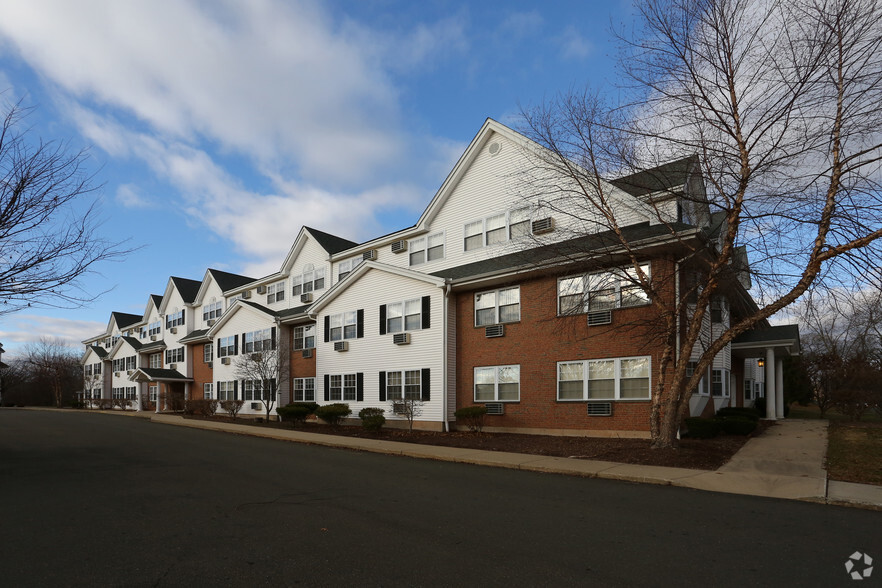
left=488, top=142, right=501, bottom=156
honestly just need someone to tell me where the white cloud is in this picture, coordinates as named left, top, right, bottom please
left=115, top=184, right=153, bottom=209
left=498, top=11, right=544, bottom=39
left=0, top=314, right=105, bottom=356
left=559, top=26, right=592, bottom=60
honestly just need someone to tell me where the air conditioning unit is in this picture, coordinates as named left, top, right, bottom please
left=257, top=285, right=267, bottom=294
left=532, top=217, right=555, bottom=234
left=392, top=332, right=411, bottom=345
left=334, top=341, right=348, bottom=352
left=485, top=324, right=505, bottom=338
left=241, top=291, right=251, bottom=299
left=485, top=402, right=505, bottom=415
left=207, top=319, right=216, bottom=327
left=168, top=363, right=177, bottom=370
left=587, top=310, right=613, bottom=326
left=207, top=362, right=213, bottom=369
left=300, top=293, right=313, bottom=303
left=221, top=357, right=231, bottom=365
left=150, top=335, right=157, bottom=341
left=392, top=402, right=407, bottom=414
left=362, top=249, right=377, bottom=261
left=587, top=402, right=613, bottom=416
left=170, top=327, right=178, bottom=334
left=391, top=240, right=407, bottom=253
left=126, top=370, right=133, bottom=375
left=302, top=348, right=313, bottom=358
left=114, top=372, right=121, bottom=377
left=251, top=402, right=260, bottom=410
left=251, top=353, right=262, bottom=361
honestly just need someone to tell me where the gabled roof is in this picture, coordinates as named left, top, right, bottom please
left=121, top=336, right=142, bottom=350
left=209, top=268, right=255, bottom=292
left=129, top=368, right=191, bottom=382
left=111, top=312, right=143, bottom=329
left=170, top=276, right=202, bottom=304
left=733, top=324, right=801, bottom=353
left=610, top=156, right=698, bottom=198
left=150, top=294, right=163, bottom=309
left=178, top=329, right=210, bottom=344
left=137, top=340, right=167, bottom=353
left=205, top=299, right=278, bottom=338
left=89, top=345, right=108, bottom=359
left=304, top=226, right=359, bottom=255
left=431, top=221, right=699, bottom=282
left=308, top=261, right=445, bottom=315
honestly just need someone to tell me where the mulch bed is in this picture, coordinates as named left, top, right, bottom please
left=186, top=415, right=773, bottom=471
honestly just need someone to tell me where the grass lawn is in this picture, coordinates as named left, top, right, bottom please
left=789, top=404, right=882, bottom=486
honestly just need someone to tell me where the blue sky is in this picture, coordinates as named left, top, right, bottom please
left=0, top=0, right=633, bottom=356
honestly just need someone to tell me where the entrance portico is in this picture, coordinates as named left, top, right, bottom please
left=732, top=325, right=801, bottom=420
left=129, top=368, right=192, bottom=412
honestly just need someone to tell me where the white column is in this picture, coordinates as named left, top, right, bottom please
left=775, top=358, right=785, bottom=419
left=765, top=348, right=776, bottom=420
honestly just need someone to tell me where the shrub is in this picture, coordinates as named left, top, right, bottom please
left=315, top=403, right=351, bottom=425
left=220, top=400, right=245, bottom=419
left=98, top=399, right=114, bottom=410
left=113, top=398, right=131, bottom=411
left=716, top=407, right=761, bottom=421
left=277, top=404, right=311, bottom=425
left=294, top=402, right=320, bottom=415
left=719, top=416, right=757, bottom=435
left=754, top=397, right=766, bottom=416
left=455, top=405, right=488, bottom=433
left=683, top=417, right=720, bottom=439
left=184, top=399, right=218, bottom=417
left=359, top=407, right=386, bottom=432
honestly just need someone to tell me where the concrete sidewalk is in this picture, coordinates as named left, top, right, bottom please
left=143, top=413, right=881, bottom=510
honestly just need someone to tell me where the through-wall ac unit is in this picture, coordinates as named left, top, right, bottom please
left=302, top=348, right=313, bottom=358
left=587, top=310, right=612, bottom=326
left=251, top=353, right=262, bottom=361
left=391, top=240, right=407, bottom=253
left=241, top=291, right=251, bottom=299
left=256, top=285, right=267, bottom=294
left=334, top=341, right=348, bottom=352
left=362, top=249, right=377, bottom=261
left=168, top=363, right=177, bottom=370
left=485, top=324, right=505, bottom=338
left=170, top=327, right=178, bottom=334
left=207, top=319, right=216, bottom=327
left=221, top=357, right=231, bottom=365
left=114, top=372, right=121, bottom=377
left=300, top=293, right=313, bottom=303
left=587, top=402, right=613, bottom=416
left=126, top=370, right=133, bottom=375
left=392, top=402, right=407, bottom=415
left=485, top=402, right=505, bottom=415
left=251, top=402, right=260, bottom=410
left=150, top=335, right=157, bottom=341
left=392, top=332, right=411, bottom=345
left=531, top=217, right=555, bottom=234
left=207, top=362, right=213, bottom=369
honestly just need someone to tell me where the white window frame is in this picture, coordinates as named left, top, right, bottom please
left=217, top=381, right=236, bottom=401
left=165, top=347, right=184, bottom=365
left=204, top=343, right=213, bottom=363
left=244, top=328, right=274, bottom=353
left=149, top=385, right=158, bottom=402
left=386, top=298, right=422, bottom=333
left=203, top=382, right=213, bottom=399
left=293, top=325, right=315, bottom=350
left=149, top=353, right=162, bottom=369
left=464, top=210, right=532, bottom=252
left=712, top=368, right=730, bottom=397
left=474, top=365, right=520, bottom=402
left=329, top=311, right=358, bottom=341
left=293, top=377, right=315, bottom=402
left=474, top=286, right=520, bottom=326
left=293, top=264, right=326, bottom=295
left=337, top=257, right=363, bottom=282
left=148, top=321, right=161, bottom=336
left=409, top=231, right=445, bottom=266
left=166, top=310, right=184, bottom=329
left=556, top=356, right=652, bottom=401
left=385, top=369, right=422, bottom=401
left=218, top=336, right=236, bottom=357
left=202, top=301, right=222, bottom=321
left=557, top=264, right=651, bottom=315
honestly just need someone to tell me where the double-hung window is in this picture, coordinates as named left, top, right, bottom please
left=293, top=265, right=326, bottom=295
left=329, top=311, right=358, bottom=341
left=475, top=287, right=520, bottom=326
left=165, top=347, right=184, bottom=364
left=166, top=310, right=184, bottom=329
left=337, top=257, right=363, bottom=282
left=203, top=383, right=213, bottom=400
left=465, top=210, right=533, bottom=251
left=474, top=365, right=520, bottom=402
left=218, top=336, right=237, bottom=357
left=712, top=369, right=730, bottom=397
left=508, top=208, right=530, bottom=239
left=293, top=325, right=315, bottom=350
left=148, top=321, right=161, bottom=336
left=217, top=381, right=236, bottom=401
left=557, top=264, right=650, bottom=315
left=149, top=353, right=161, bottom=368
left=409, top=232, right=445, bottom=266
left=557, top=357, right=651, bottom=401
left=204, top=344, right=213, bottom=363
left=293, top=378, right=315, bottom=402
left=202, top=301, right=222, bottom=321
left=386, top=370, right=422, bottom=400
left=266, top=281, right=286, bottom=304
left=385, top=299, right=421, bottom=333
left=244, top=328, right=274, bottom=353
left=125, top=356, right=136, bottom=371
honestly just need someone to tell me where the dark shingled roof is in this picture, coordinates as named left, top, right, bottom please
left=120, top=336, right=142, bottom=350
left=89, top=345, right=108, bottom=358
left=133, top=368, right=191, bottom=381
left=178, top=329, right=210, bottom=344
left=150, top=294, right=163, bottom=309
left=277, top=305, right=310, bottom=320
left=137, top=340, right=168, bottom=352
left=112, top=312, right=143, bottom=329
left=237, top=300, right=279, bottom=316
left=209, top=268, right=256, bottom=292
left=170, top=276, right=203, bottom=304
left=610, top=155, right=698, bottom=197
left=432, top=221, right=697, bottom=281
left=733, top=324, right=801, bottom=346
left=305, top=226, right=360, bottom=255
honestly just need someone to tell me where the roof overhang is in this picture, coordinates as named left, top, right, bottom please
left=128, top=368, right=192, bottom=383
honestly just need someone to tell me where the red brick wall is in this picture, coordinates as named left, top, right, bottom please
left=455, top=260, right=676, bottom=433
left=190, top=343, right=213, bottom=400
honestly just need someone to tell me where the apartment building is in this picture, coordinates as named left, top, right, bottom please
left=82, top=119, right=799, bottom=435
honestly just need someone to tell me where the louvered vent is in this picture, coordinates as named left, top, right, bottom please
left=485, top=402, right=505, bottom=415
left=334, top=341, right=348, bottom=352
left=485, top=324, right=505, bottom=338
left=587, top=310, right=612, bottom=326
left=302, top=348, right=313, bottom=358
left=391, top=240, right=407, bottom=253
left=362, top=249, right=377, bottom=261
left=587, top=402, right=613, bottom=416
left=531, top=217, right=555, bottom=234
left=392, top=333, right=411, bottom=345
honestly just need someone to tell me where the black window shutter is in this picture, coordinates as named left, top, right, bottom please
left=379, top=304, right=387, bottom=335
left=379, top=371, right=386, bottom=402
left=234, top=335, right=239, bottom=355
left=421, top=368, right=431, bottom=401
left=324, top=315, right=330, bottom=342
left=241, top=333, right=246, bottom=354
left=233, top=380, right=239, bottom=400
left=271, top=327, right=277, bottom=350
left=357, top=309, right=364, bottom=338
left=422, top=296, right=431, bottom=329
left=324, top=374, right=330, bottom=402
left=356, top=372, right=364, bottom=402
left=181, top=309, right=185, bottom=323
left=216, top=340, right=220, bottom=358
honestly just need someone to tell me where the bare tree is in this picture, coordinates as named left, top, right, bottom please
left=519, top=0, right=882, bottom=448
left=23, top=337, right=82, bottom=407
left=396, top=398, right=424, bottom=433
left=234, top=345, right=280, bottom=420
left=0, top=99, right=130, bottom=316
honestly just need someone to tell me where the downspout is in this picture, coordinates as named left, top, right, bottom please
left=675, top=258, right=682, bottom=440
left=441, top=280, right=452, bottom=432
